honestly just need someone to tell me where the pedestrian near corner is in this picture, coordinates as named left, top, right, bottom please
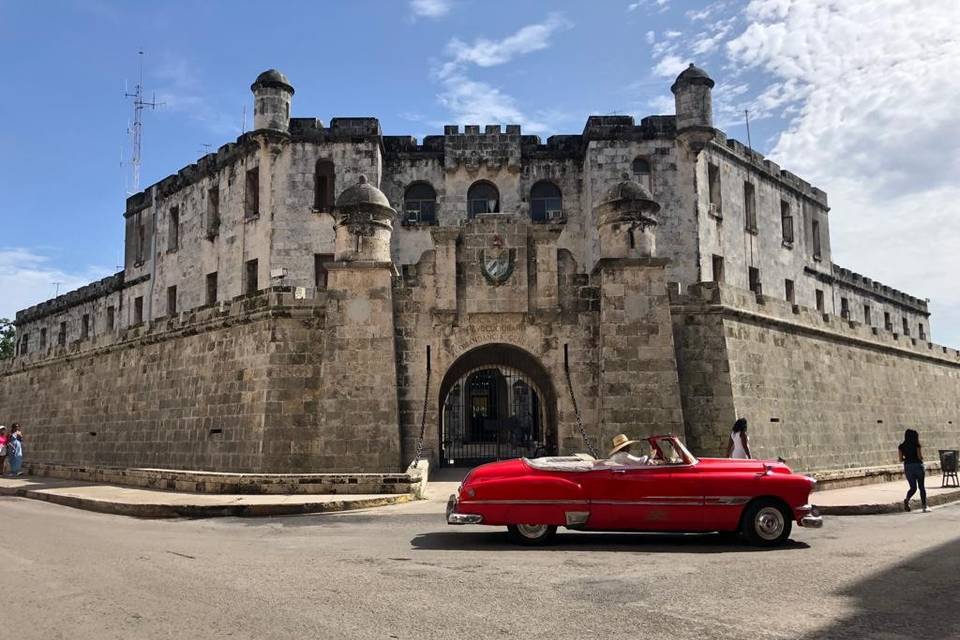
left=6, top=423, right=24, bottom=477
left=899, top=428, right=929, bottom=513
left=726, top=418, right=751, bottom=459
left=0, top=425, right=7, bottom=475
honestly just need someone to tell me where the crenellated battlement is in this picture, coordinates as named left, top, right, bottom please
left=832, top=265, right=929, bottom=313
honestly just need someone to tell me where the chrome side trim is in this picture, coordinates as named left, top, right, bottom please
left=703, top=496, right=751, bottom=506
left=465, top=499, right=590, bottom=505
left=565, top=511, right=590, bottom=526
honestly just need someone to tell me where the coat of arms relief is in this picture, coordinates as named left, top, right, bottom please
left=479, top=234, right=516, bottom=286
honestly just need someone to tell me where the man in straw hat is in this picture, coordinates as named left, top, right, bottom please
left=602, top=434, right=652, bottom=466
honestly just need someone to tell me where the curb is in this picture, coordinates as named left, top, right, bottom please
left=0, top=486, right=412, bottom=518
left=816, top=487, right=960, bottom=515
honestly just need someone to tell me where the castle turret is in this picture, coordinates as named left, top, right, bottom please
left=671, top=63, right=715, bottom=152
left=595, top=180, right=661, bottom=259
left=332, top=175, right=396, bottom=263
left=250, top=69, right=294, bottom=133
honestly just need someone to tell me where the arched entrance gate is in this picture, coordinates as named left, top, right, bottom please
left=438, top=344, right=558, bottom=467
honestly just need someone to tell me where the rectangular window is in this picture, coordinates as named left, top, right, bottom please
left=815, top=289, right=824, bottom=312
left=134, top=296, right=144, bottom=325
left=784, top=279, right=795, bottom=304
left=245, top=168, right=259, bottom=219
left=207, top=187, right=220, bottom=238
left=781, top=199, right=794, bottom=245
left=40, top=327, right=47, bottom=350
left=743, top=182, right=757, bottom=232
left=902, top=317, right=909, bottom=336
left=206, top=272, right=218, bottom=305
left=245, top=259, right=259, bottom=295
left=812, top=219, right=822, bottom=259
left=863, top=304, right=872, bottom=326
left=167, top=286, right=178, bottom=316
left=314, top=253, right=334, bottom=290
left=711, top=254, right=725, bottom=283
left=884, top=311, right=892, bottom=331
left=708, top=163, right=722, bottom=216
left=748, top=266, right=762, bottom=295
left=81, top=313, right=90, bottom=339
left=919, top=323, right=926, bottom=340
left=840, top=297, right=849, bottom=319
left=58, top=321, right=67, bottom=346
left=19, top=333, right=28, bottom=356
left=168, top=206, right=180, bottom=251
left=107, top=305, right=115, bottom=331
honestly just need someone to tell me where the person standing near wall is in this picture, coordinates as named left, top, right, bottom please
left=899, top=428, right=929, bottom=512
left=6, top=423, right=23, bottom=477
left=726, top=418, right=751, bottom=459
left=0, top=426, right=7, bottom=475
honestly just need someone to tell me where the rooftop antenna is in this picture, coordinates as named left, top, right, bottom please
left=124, top=50, right=163, bottom=194
left=198, top=143, right=213, bottom=155
left=52, top=282, right=63, bottom=297
left=241, top=103, right=247, bottom=134
left=744, top=109, right=753, bottom=154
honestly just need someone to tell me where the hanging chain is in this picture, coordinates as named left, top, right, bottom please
left=564, top=357, right=599, bottom=459
left=410, top=365, right=431, bottom=468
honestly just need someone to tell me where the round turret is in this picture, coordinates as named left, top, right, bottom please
left=594, top=179, right=661, bottom=259
left=671, top=63, right=715, bottom=152
left=251, top=68, right=294, bottom=133
left=333, top=175, right=396, bottom=263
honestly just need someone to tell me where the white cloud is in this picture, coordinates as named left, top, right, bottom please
left=152, top=54, right=240, bottom=138
left=629, top=0, right=671, bottom=12
left=433, top=15, right=572, bottom=132
left=0, top=248, right=112, bottom=321
left=410, top=0, right=452, bottom=18
left=721, top=0, right=960, bottom=346
left=653, top=54, right=688, bottom=78
left=442, top=14, right=570, bottom=73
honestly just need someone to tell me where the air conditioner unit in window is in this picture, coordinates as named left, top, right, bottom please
left=546, top=209, right=564, bottom=222
left=405, top=210, right=420, bottom=224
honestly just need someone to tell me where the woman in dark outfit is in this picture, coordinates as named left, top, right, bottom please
left=899, top=429, right=929, bottom=512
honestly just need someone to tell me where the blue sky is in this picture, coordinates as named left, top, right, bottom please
left=1, top=0, right=959, bottom=346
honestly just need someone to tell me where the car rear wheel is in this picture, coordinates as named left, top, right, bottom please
left=507, top=524, right=557, bottom=546
left=741, top=500, right=792, bottom=547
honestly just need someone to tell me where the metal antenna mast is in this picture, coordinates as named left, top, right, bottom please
left=744, top=109, right=753, bottom=154
left=124, top=50, right=162, bottom=193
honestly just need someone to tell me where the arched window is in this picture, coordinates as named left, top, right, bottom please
left=403, top=182, right=437, bottom=224
left=314, top=160, right=335, bottom=211
left=632, top=157, right=652, bottom=191
left=467, top=181, right=500, bottom=217
left=529, top=181, right=563, bottom=222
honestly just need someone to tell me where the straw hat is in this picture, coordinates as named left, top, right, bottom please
left=609, top=434, right=639, bottom=456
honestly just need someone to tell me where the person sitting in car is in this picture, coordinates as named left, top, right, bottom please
left=601, top=434, right=652, bottom=466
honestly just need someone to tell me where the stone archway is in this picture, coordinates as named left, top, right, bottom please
left=437, top=343, right=558, bottom=466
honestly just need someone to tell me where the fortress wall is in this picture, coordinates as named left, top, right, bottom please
left=0, top=291, right=326, bottom=473
left=674, top=283, right=960, bottom=472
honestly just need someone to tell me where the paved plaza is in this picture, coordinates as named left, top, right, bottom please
left=3, top=487, right=957, bottom=640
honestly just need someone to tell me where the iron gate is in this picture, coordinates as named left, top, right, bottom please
left=441, top=365, right=549, bottom=466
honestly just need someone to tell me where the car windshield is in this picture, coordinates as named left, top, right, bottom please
left=649, top=437, right=697, bottom=465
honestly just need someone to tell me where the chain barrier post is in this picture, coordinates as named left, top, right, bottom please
left=410, top=346, right=431, bottom=468
left=563, top=344, right=599, bottom=459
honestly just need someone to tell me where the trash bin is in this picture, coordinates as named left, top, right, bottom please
left=939, top=449, right=959, bottom=488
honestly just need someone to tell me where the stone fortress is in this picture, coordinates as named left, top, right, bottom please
left=3, top=65, right=958, bottom=476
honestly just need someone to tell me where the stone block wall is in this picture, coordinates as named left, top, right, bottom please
left=0, top=291, right=327, bottom=473
left=674, top=282, right=960, bottom=472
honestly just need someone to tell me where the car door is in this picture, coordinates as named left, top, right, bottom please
left=587, top=465, right=668, bottom=530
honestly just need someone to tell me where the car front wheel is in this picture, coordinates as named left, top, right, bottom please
left=741, top=500, right=793, bottom=547
left=507, top=524, right=557, bottom=546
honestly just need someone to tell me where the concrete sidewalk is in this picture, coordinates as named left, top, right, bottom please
left=0, top=475, right=412, bottom=518
left=813, top=474, right=960, bottom=515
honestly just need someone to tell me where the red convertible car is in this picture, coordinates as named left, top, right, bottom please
left=446, top=435, right=822, bottom=546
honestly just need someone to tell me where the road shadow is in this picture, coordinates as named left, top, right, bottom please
left=799, top=536, right=960, bottom=639
left=411, top=529, right=811, bottom=554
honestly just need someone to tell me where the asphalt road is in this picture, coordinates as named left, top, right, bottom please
left=3, top=492, right=958, bottom=640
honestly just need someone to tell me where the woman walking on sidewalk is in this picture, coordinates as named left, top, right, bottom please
left=0, top=426, right=7, bottom=475
left=899, top=428, right=929, bottom=512
left=6, top=423, right=23, bottom=477
left=726, top=418, right=751, bottom=459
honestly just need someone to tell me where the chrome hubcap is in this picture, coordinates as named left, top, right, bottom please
left=755, top=507, right=785, bottom=540
left=516, top=524, right=549, bottom=539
